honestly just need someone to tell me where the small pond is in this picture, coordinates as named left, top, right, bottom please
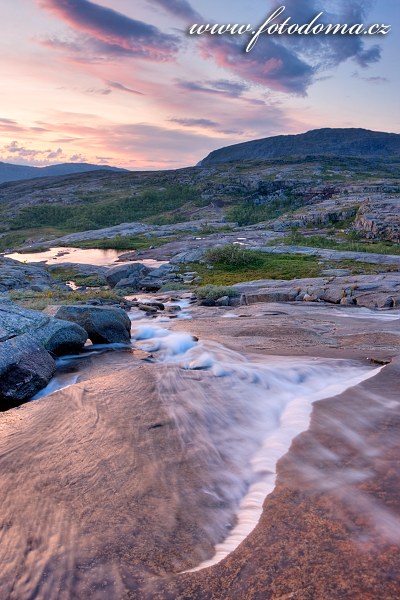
left=6, top=247, right=165, bottom=268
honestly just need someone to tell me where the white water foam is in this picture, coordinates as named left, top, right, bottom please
left=131, top=324, right=383, bottom=571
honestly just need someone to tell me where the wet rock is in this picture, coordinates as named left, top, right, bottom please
left=106, top=263, right=149, bottom=288
left=165, top=305, right=182, bottom=313
left=138, top=304, right=158, bottom=314
left=48, top=305, right=131, bottom=344
left=0, top=334, right=56, bottom=408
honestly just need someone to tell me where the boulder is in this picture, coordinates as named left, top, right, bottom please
left=35, top=320, right=88, bottom=356
left=244, top=289, right=298, bottom=305
left=140, top=278, right=163, bottom=292
left=0, top=302, right=49, bottom=342
left=106, top=263, right=149, bottom=288
left=147, top=264, right=177, bottom=278
left=48, top=305, right=131, bottom=344
left=0, top=302, right=88, bottom=355
left=115, top=275, right=141, bottom=291
left=0, top=334, right=56, bottom=408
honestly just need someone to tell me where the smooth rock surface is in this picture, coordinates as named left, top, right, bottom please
left=0, top=334, right=56, bottom=408
left=47, top=305, right=132, bottom=344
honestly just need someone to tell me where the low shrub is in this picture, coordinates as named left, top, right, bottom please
left=196, top=285, right=240, bottom=301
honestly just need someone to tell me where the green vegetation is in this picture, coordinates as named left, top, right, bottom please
left=333, top=260, right=399, bottom=275
left=205, top=244, right=264, bottom=268
left=9, top=288, right=122, bottom=311
left=196, top=285, right=240, bottom=301
left=11, top=185, right=201, bottom=233
left=0, top=228, right=69, bottom=253
left=282, top=232, right=400, bottom=255
left=68, top=234, right=175, bottom=251
left=226, top=194, right=306, bottom=226
left=185, top=251, right=322, bottom=286
left=49, top=267, right=108, bottom=287
left=160, top=282, right=189, bottom=292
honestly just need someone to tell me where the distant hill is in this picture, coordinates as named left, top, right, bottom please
left=199, top=128, right=400, bottom=166
left=0, top=161, right=127, bottom=184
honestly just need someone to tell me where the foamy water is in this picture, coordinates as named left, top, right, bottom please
left=131, top=324, right=382, bottom=570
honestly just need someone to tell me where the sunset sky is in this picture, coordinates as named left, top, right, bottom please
left=1, top=0, right=399, bottom=170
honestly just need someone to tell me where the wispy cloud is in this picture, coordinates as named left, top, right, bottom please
left=352, top=72, right=389, bottom=85
left=169, top=117, right=219, bottom=128
left=106, top=80, right=145, bottom=96
left=38, top=0, right=181, bottom=61
left=146, top=0, right=202, bottom=22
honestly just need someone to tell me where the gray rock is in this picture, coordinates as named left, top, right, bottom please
left=140, top=278, right=163, bottom=292
left=0, top=256, right=55, bottom=292
left=48, top=305, right=131, bottom=344
left=147, top=264, right=177, bottom=278
left=0, top=303, right=49, bottom=342
left=215, top=296, right=231, bottom=307
left=106, top=263, right=149, bottom=288
left=0, top=334, right=56, bottom=408
left=115, top=275, right=141, bottom=291
left=171, top=249, right=205, bottom=264
left=35, top=319, right=88, bottom=356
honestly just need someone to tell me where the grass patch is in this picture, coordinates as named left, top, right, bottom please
left=9, top=288, right=122, bottom=311
left=184, top=253, right=322, bottom=286
left=0, top=228, right=69, bottom=252
left=333, top=260, right=399, bottom=275
left=205, top=244, right=264, bottom=268
left=282, top=232, right=400, bottom=255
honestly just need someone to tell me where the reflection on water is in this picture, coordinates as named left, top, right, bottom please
left=6, top=246, right=165, bottom=268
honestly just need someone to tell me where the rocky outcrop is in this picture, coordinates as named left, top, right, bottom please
left=354, top=198, right=400, bottom=242
left=236, top=273, right=400, bottom=309
left=171, top=249, right=205, bottom=264
left=46, top=305, right=132, bottom=344
left=106, top=263, right=149, bottom=288
left=256, top=245, right=400, bottom=266
left=0, top=256, right=55, bottom=292
left=0, top=334, right=56, bottom=408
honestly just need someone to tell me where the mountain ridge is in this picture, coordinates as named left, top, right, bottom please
left=199, top=128, right=400, bottom=166
left=0, top=161, right=128, bottom=184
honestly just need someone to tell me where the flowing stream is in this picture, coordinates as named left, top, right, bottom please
left=0, top=305, right=388, bottom=598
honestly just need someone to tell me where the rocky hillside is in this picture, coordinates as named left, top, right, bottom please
left=0, top=161, right=127, bottom=184
left=200, top=128, right=400, bottom=166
